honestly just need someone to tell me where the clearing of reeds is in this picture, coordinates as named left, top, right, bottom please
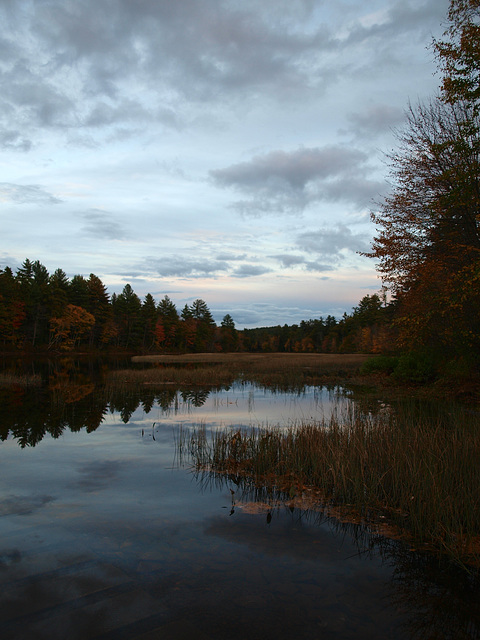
left=178, top=402, right=480, bottom=568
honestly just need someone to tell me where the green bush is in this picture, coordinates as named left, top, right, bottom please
left=392, top=353, right=437, bottom=383
left=360, top=355, right=399, bottom=375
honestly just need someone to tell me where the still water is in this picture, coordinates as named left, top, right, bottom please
left=0, top=361, right=479, bottom=639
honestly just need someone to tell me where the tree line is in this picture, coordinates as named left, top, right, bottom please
left=0, top=258, right=392, bottom=353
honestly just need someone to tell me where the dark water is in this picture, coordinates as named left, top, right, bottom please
left=0, top=359, right=479, bottom=639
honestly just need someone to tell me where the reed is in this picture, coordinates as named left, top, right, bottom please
left=112, top=353, right=371, bottom=389
left=107, top=364, right=237, bottom=388
left=180, top=403, right=480, bottom=566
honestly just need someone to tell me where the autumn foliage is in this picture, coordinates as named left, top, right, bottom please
left=365, top=0, right=480, bottom=361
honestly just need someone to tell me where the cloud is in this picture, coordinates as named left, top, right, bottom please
left=232, top=264, right=272, bottom=278
left=144, top=255, right=230, bottom=279
left=296, top=224, right=370, bottom=260
left=214, top=251, right=248, bottom=262
left=0, top=0, right=341, bottom=145
left=343, top=104, right=405, bottom=140
left=0, top=494, right=55, bottom=516
left=268, top=224, right=368, bottom=274
left=80, top=209, right=126, bottom=240
left=344, top=0, right=449, bottom=47
left=270, top=254, right=305, bottom=268
left=211, top=145, right=382, bottom=214
left=0, top=183, right=62, bottom=204
left=0, top=130, right=33, bottom=151
left=0, top=0, right=447, bottom=148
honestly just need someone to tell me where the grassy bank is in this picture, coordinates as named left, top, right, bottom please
left=179, top=403, right=480, bottom=568
left=111, top=353, right=372, bottom=389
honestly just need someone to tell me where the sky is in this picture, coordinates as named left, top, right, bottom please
left=0, top=0, right=450, bottom=328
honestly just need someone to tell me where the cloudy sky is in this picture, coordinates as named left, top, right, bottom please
left=1, top=0, right=450, bottom=327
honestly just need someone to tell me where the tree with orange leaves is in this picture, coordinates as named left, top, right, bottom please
left=365, top=2, right=480, bottom=358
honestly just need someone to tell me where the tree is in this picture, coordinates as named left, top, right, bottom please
left=179, top=299, right=216, bottom=351
left=220, top=314, right=238, bottom=351
left=366, top=97, right=480, bottom=354
left=69, top=274, right=89, bottom=309
left=113, top=284, right=142, bottom=347
left=141, top=293, right=158, bottom=350
left=0, top=267, right=25, bottom=346
left=49, top=304, right=96, bottom=351
left=190, top=299, right=216, bottom=351
left=15, top=259, right=51, bottom=345
left=434, top=0, right=480, bottom=109
left=86, top=274, right=112, bottom=346
left=156, top=295, right=179, bottom=350
left=49, top=269, right=69, bottom=318
left=364, top=2, right=480, bottom=357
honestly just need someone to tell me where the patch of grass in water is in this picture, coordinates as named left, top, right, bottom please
left=179, top=402, right=480, bottom=569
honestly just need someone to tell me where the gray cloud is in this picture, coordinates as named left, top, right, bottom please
left=211, top=146, right=382, bottom=214
left=271, top=254, right=305, bottom=268
left=0, top=494, right=55, bottom=516
left=343, top=104, right=405, bottom=140
left=344, top=0, right=449, bottom=47
left=232, top=264, right=272, bottom=278
left=296, top=224, right=370, bottom=259
left=0, top=130, right=33, bottom=151
left=0, top=0, right=337, bottom=142
left=0, top=0, right=447, bottom=145
left=270, top=225, right=367, bottom=274
left=0, top=183, right=61, bottom=204
left=80, top=209, right=126, bottom=240
left=144, top=255, right=229, bottom=279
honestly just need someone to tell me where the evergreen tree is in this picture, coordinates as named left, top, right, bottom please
left=86, top=274, right=112, bottom=346
left=68, top=275, right=90, bottom=309
left=156, top=295, right=179, bottom=350
left=114, top=284, right=142, bottom=348
left=0, top=267, right=25, bottom=346
left=141, top=293, right=158, bottom=350
left=220, top=314, right=238, bottom=351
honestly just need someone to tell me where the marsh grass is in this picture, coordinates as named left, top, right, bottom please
left=178, top=403, right=480, bottom=567
left=107, top=364, right=236, bottom=388
left=113, top=353, right=371, bottom=389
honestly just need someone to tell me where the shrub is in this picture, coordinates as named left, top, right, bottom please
left=360, top=355, right=399, bottom=375
left=392, top=353, right=437, bottom=383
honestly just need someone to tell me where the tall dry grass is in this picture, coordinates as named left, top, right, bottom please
left=111, top=353, right=371, bottom=389
left=179, top=403, right=480, bottom=567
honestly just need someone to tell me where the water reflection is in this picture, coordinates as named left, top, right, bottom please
left=1, top=370, right=347, bottom=448
left=1, top=359, right=479, bottom=639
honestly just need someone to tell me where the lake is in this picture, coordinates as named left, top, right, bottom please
left=0, top=358, right=479, bottom=639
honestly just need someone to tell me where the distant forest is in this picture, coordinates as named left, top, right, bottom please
left=0, top=259, right=393, bottom=354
